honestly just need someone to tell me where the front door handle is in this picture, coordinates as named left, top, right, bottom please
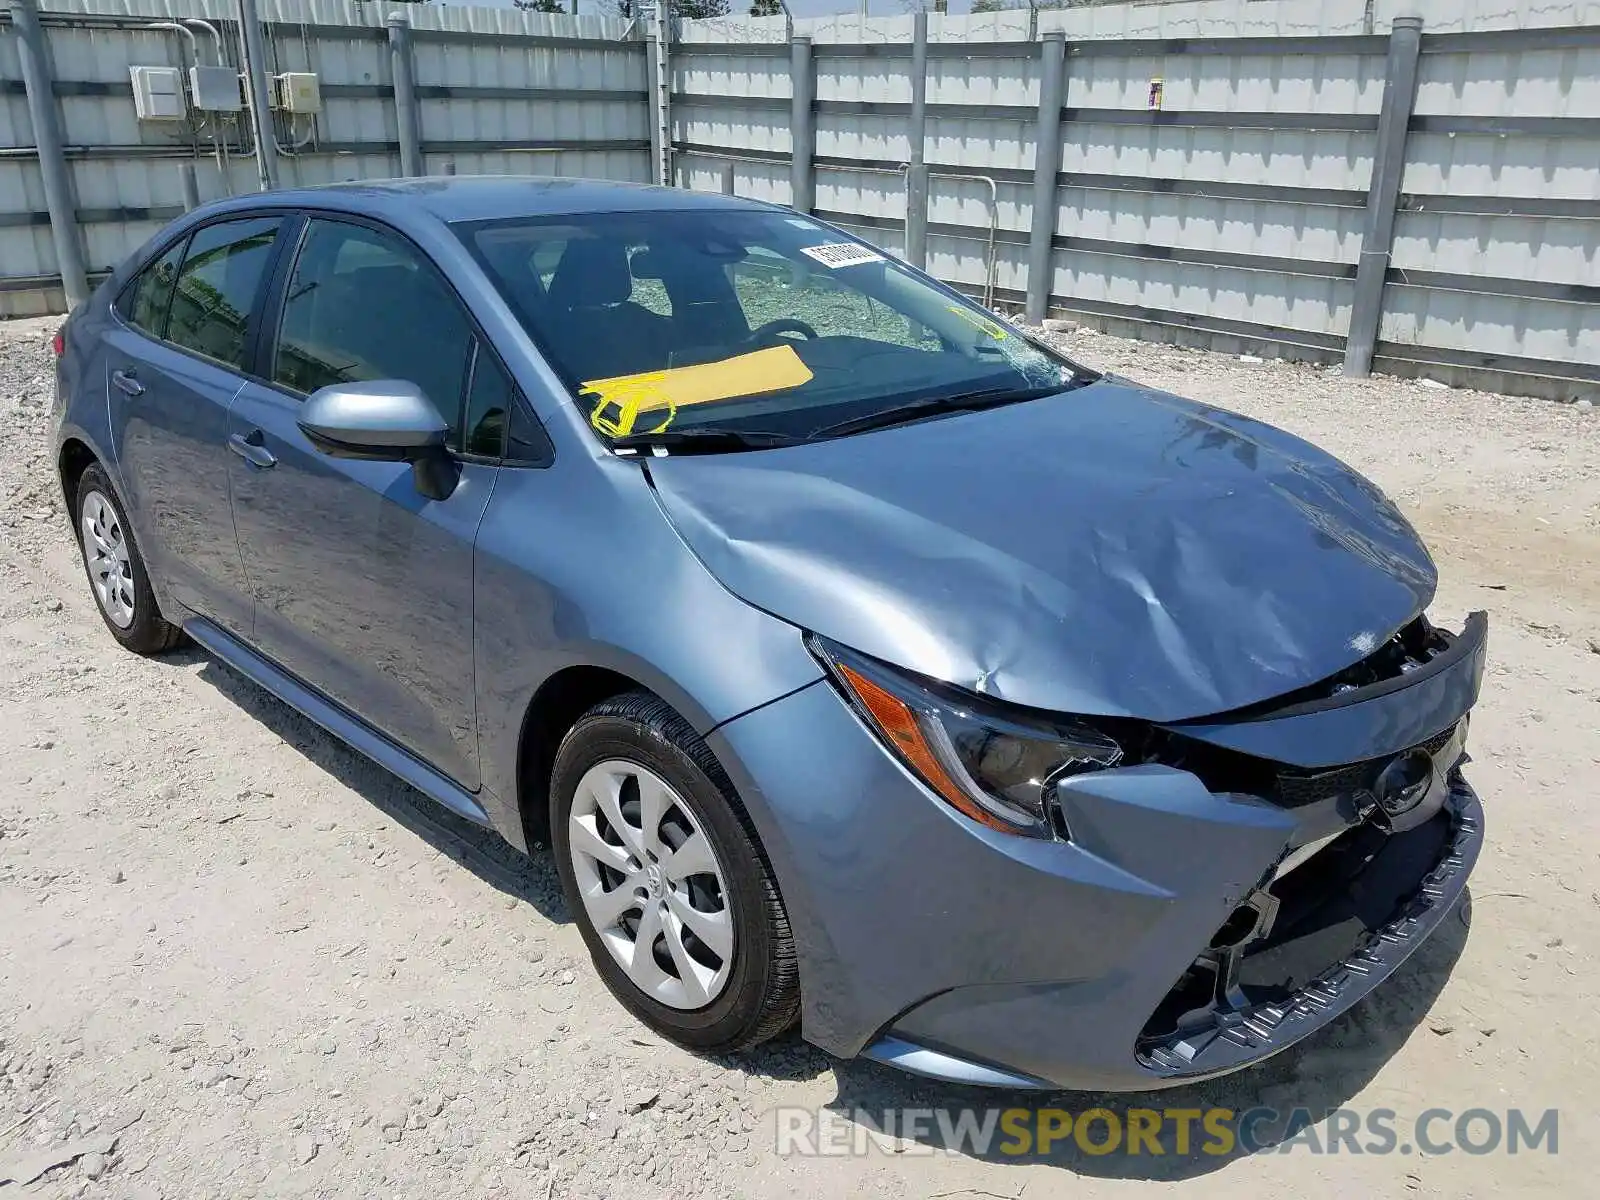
left=111, top=368, right=145, bottom=397
left=228, top=429, right=277, bottom=469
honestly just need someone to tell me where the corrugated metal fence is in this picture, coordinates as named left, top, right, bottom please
left=2, top=0, right=1596, bottom=400
left=676, top=3, right=1600, bottom=401
left=0, top=0, right=646, bottom=316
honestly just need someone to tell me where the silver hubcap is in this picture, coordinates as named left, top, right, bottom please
left=568, top=760, right=735, bottom=1010
left=80, top=490, right=135, bottom=629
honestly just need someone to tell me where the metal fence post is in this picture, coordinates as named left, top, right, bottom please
left=646, top=8, right=670, bottom=186
left=388, top=13, right=424, bottom=178
left=789, top=35, right=814, bottom=213
left=1026, top=31, right=1066, bottom=325
left=645, top=27, right=664, bottom=185
left=237, top=0, right=278, bottom=191
left=9, top=0, right=88, bottom=310
left=720, top=160, right=735, bottom=195
left=904, top=10, right=930, bottom=269
left=1344, top=15, right=1423, bottom=377
left=177, top=160, right=200, bottom=211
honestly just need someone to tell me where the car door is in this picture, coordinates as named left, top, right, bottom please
left=103, top=216, right=286, bottom=639
left=225, top=215, right=499, bottom=791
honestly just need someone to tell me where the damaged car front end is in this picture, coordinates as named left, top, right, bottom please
left=1097, top=609, right=1485, bottom=1084
left=701, top=611, right=1485, bottom=1091
left=654, top=378, right=1487, bottom=1091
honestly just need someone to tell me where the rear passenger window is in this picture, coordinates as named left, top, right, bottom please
left=164, top=217, right=282, bottom=370
left=119, top=239, right=187, bottom=338
left=273, top=219, right=473, bottom=445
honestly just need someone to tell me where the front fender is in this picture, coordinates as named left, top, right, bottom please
left=471, top=456, right=824, bottom=830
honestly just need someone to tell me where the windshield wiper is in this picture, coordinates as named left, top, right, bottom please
left=610, top=427, right=805, bottom=455
left=807, top=381, right=1083, bottom=441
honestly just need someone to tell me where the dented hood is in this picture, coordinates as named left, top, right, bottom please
left=646, top=379, right=1437, bottom=721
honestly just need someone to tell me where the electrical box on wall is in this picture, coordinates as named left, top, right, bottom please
left=190, top=65, right=242, bottom=112
left=129, top=65, right=186, bottom=121
left=273, top=72, right=322, bottom=114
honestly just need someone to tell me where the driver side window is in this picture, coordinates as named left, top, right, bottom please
left=273, top=218, right=474, bottom=448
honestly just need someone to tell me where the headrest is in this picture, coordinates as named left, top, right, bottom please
left=545, top=237, right=633, bottom=310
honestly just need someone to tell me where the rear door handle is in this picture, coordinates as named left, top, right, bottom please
left=228, top=429, right=277, bottom=469
left=111, top=368, right=145, bottom=397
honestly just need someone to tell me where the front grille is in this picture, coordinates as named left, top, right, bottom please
left=1145, top=721, right=1462, bottom=811
left=1270, top=723, right=1458, bottom=809
left=1275, top=760, right=1370, bottom=808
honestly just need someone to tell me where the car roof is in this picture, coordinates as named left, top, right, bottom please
left=196, top=175, right=774, bottom=228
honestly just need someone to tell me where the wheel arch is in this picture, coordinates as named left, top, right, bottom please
left=57, top=434, right=184, bottom=627
left=57, top=436, right=100, bottom=514
left=513, top=664, right=656, bottom=851
left=505, top=648, right=798, bottom=859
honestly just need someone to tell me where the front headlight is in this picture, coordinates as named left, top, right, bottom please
left=809, top=636, right=1122, bottom=838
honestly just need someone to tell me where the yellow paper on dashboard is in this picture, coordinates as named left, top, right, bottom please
left=583, top=344, right=813, bottom=437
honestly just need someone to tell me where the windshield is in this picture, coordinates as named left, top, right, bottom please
left=455, top=207, right=1093, bottom=446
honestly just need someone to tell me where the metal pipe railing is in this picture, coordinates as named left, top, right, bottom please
left=931, top=171, right=1000, bottom=309
left=141, top=21, right=198, bottom=63
left=180, top=17, right=226, bottom=64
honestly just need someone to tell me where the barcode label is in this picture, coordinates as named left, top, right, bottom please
left=798, top=242, right=885, bottom=269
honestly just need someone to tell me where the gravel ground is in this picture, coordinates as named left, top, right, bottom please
left=1, top=314, right=1597, bottom=1199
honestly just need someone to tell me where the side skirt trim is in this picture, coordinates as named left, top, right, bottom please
left=183, top=615, right=491, bottom=827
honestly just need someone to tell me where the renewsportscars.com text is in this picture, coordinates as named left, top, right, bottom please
left=775, top=1105, right=1559, bottom=1159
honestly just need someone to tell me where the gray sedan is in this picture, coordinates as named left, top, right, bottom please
left=51, top=177, right=1484, bottom=1090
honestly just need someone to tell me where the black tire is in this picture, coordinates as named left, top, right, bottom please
left=73, top=464, right=184, bottom=656
left=550, top=690, right=800, bottom=1053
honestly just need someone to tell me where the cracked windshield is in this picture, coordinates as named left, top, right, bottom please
left=456, top=207, right=1089, bottom=446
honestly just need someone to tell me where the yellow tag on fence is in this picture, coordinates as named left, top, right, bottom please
left=583, top=344, right=814, bottom=437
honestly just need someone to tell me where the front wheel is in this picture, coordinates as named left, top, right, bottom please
left=550, top=691, right=800, bottom=1053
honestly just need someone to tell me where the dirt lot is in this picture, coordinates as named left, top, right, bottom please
left=1, top=314, right=1597, bottom=1199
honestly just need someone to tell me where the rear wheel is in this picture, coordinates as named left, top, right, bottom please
left=550, top=691, right=800, bottom=1053
left=74, top=464, right=183, bottom=655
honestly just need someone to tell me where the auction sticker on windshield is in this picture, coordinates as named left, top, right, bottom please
left=799, top=243, right=885, bottom=269
left=582, top=344, right=815, bottom=437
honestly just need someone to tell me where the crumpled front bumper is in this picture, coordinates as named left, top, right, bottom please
left=1135, top=775, right=1480, bottom=1081
left=864, top=771, right=1478, bottom=1091
left=705, top=621, right=1485, bottom=1093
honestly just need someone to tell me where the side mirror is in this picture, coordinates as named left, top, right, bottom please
left=297, top=380, right=459, bottom=501
left=298, top=380, right=447, bottom=460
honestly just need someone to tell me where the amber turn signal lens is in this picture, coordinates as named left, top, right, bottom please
left=834, top=661, right=1024, bottom=833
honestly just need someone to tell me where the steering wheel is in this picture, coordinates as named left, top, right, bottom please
left=745, top=318, right=819, bottom=348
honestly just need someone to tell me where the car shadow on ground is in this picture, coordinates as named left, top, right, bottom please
left=185, top=646, right=1472, bottom=1183
left=186, top=651, right=571, bottom=926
